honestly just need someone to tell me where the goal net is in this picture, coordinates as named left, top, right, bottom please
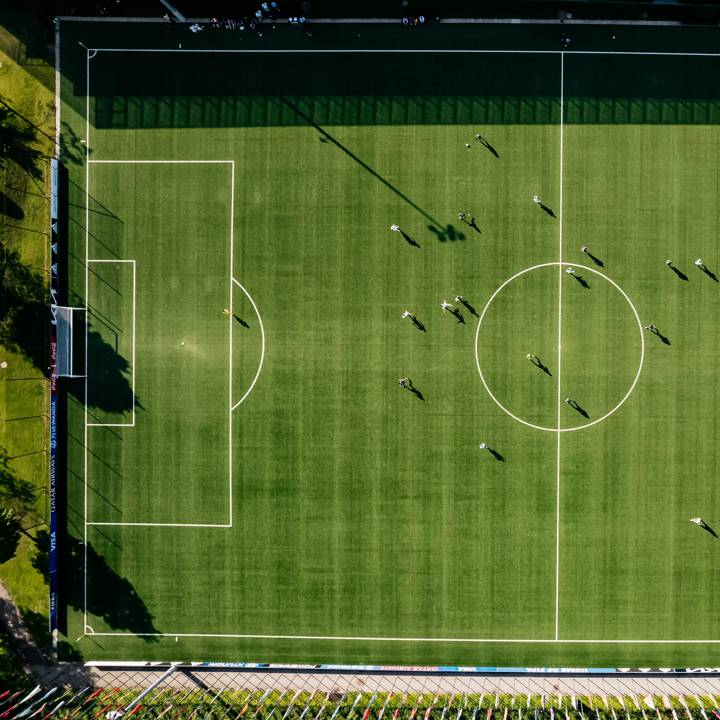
left=55, top=306, right=86, bottom=378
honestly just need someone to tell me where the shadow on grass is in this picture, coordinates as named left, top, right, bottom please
left=66, top=327, right=144, bottom=416
left=0, top=106, right=45, bottom=180
left=0, top=447, right=36, bottom=509
left=33, top=530, right=159, bottom=640
left=21, top=608, right=84, bottom=661
left=0, top=190, right=24, bottom=220
left=0, top=241, right=48, bottom=376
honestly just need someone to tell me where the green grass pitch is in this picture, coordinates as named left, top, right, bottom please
left=58, top=24, right=720, bottom=666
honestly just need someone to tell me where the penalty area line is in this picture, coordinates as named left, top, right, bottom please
left=87, top=521, right=232, bottom=528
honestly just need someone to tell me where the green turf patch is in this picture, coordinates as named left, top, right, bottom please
left=58, top=22, right=720, bottom=666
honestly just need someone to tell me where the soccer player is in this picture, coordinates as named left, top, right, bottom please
left=666, top=259, right=673, bottom=266
left=581, top=245, right=588, bottom=253
left=479, top=442, right=488, bottom=450
left=644, top=323, right=657, bottom=333
left=398, top=378, right=409, bottom=388
left=390, top=224, right=401, bottom=233
left=457, top=212, right=465, bottom=222
left=564, top=397, right=572, bottom=406
left=402, top=311, right=412, bottom=319
left=527, top=353, right=536, bottom=361
left=532, top=195, right=541, bottom=204
left=223, top=307, right=231, bottom=316
left=441, top=301, right=455, bottom=312
left=475, top=134, right=483, bottom=142
left=565, top=267, right=576, bottom=275
left=465, top=143, right=471, bottom=149
left=695, top=258, right=706, bottom=270
left=690, top=517, right=706, bottom=527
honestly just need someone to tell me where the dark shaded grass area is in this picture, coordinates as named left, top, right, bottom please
left=84, top=52, right=720, bottom=129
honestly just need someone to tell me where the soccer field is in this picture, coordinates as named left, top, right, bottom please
left=57, top=21, right=720, bottom=666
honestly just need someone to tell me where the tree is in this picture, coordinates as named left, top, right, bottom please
left=0, top=508, right=21, bottom=564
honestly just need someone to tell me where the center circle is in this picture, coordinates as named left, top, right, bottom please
left=474, top=262, right=645, bottom=433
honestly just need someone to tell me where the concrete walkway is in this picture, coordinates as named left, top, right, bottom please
left=0, top=579, right=45, bottom=675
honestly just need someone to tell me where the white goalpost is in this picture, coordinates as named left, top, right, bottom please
left=55, top=305, right=86, bottom=378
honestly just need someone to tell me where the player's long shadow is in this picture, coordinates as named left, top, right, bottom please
left=651, top=329, right=671, bottom=345
left=670, top=266, right=689, bottom=281
left=488, top=447, right=505, bottom=462
left=586, top=251, right=604, bottom=268
left=458, top=298, right=478, bottom=316
left=408, top=385, right=425, bottom=401
left=234, top=314, right=250, bottom=328
left=701, top=523, right=719, bottom=538
left=478, top=138, right=500, bottom=158
left=701, top=266, right=719, bottom=282
left=281, top=97, right=444, bottom=229
left=532, top=359, right=552, bottom=376
left=411, top=317, right=427, bottom=332
left=569, top=402, right=589, bottom=418
left=448, top=309, right=465, bottom=324
left=540, top=203, right=556, bottom=218
left=33, top=530, right=160, bottom=641
left=400, top=230, right=420, bottom=248
left=571, top=274, right=590, bottom=289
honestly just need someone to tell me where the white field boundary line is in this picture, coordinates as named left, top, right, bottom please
left=83, top=160, right=235, bottom=529
left=83, top=46, right=92, bottom=633
left=554, top=50, right=564, bottom=643
left=82, top=632, right=720, bottom=644
left=87, top=49, right=720, bottom=56
left=86, top=259, right=136, bottom=428
left=71, top=45, right=649, bottom=647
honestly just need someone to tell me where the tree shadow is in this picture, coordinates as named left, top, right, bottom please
left=59, top=121, right=87, bottom=166
left=0, top=447, right=36, bottom=509
left=0, top=190, right=24, bottom=220
left=0, top=241, right=48, bottom=376
left=67, top=326, right=144, bottom=415
left=428, top=224, right=465, bottom=242
left=281, top=97, right=444, bottom=229
left=21, top=609, right=84, bottom=662
left=0, top=106, right=45, bottom=181
left=33, top=530, right=159, bottom=640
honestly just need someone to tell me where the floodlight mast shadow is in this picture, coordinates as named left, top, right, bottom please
left=281, top=97, right=444, bottom=229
